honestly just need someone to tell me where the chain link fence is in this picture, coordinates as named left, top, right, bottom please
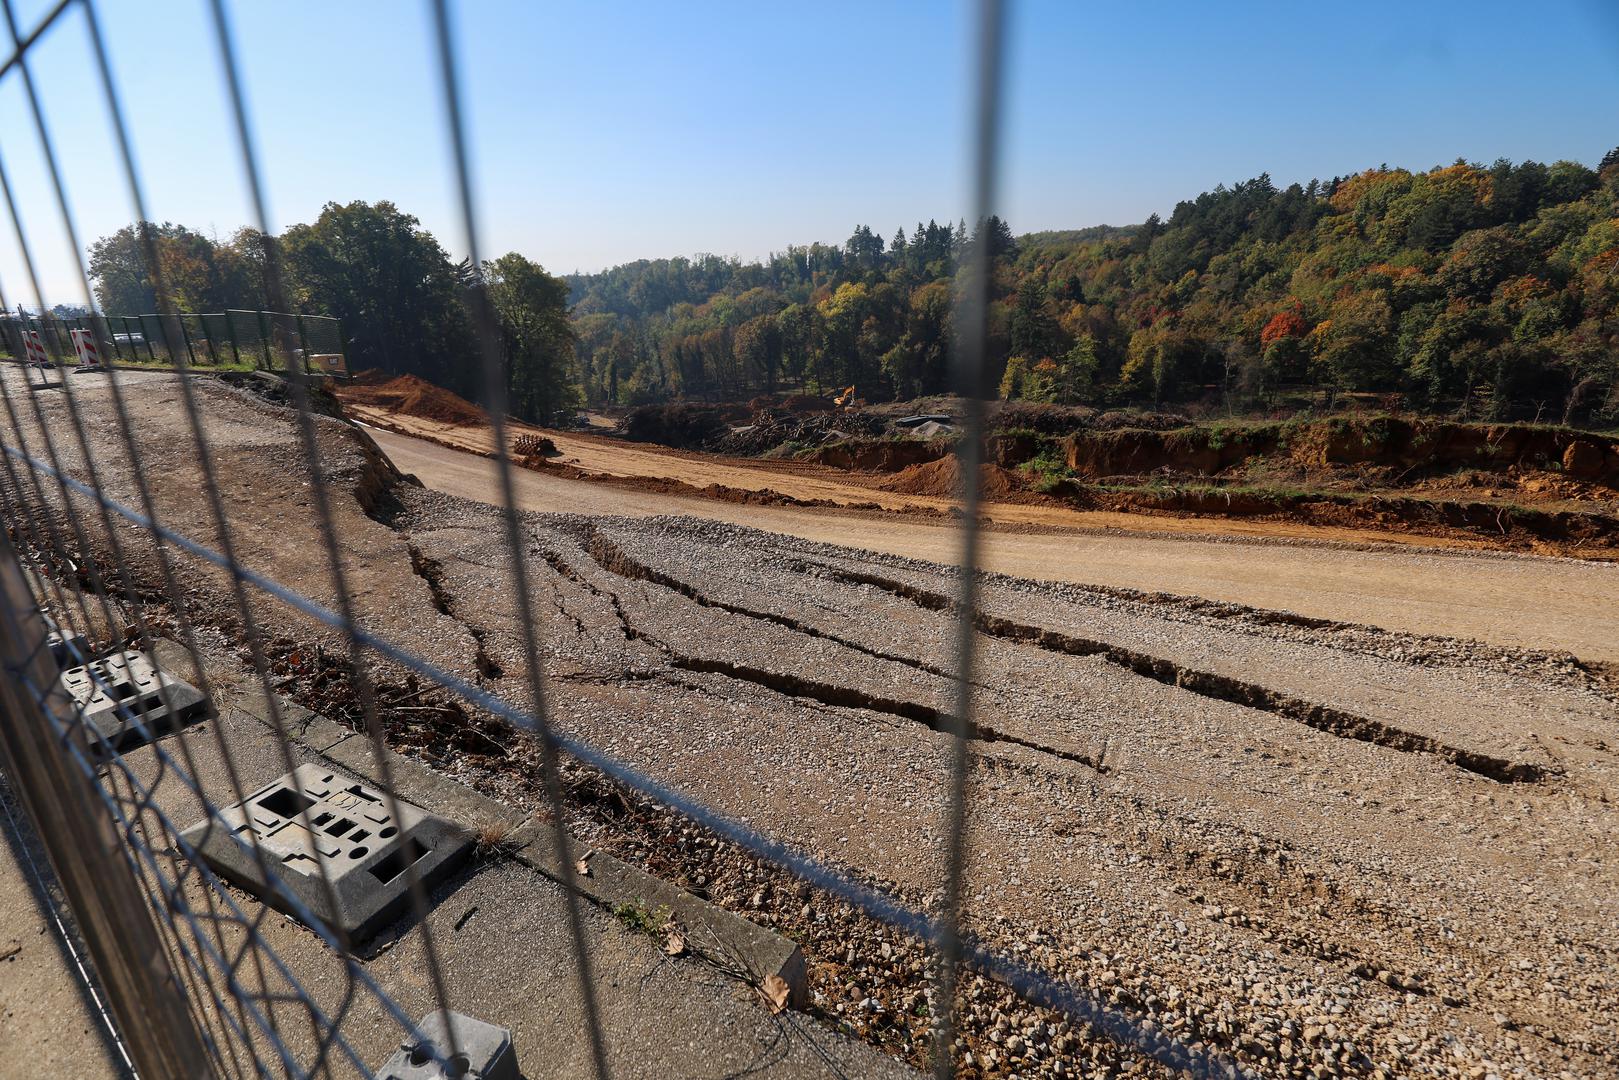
left=0, top=0, right=1245, bottom=1078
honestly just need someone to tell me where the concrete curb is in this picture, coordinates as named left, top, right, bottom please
left=505, top=818, right=807, bottom=1008
left=171, top=642, right=807, bottom=1006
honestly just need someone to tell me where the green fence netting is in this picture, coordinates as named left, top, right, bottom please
left=2, top=309, right=345, bottom=373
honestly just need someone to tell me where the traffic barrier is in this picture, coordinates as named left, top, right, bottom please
left=21, top=329, right=48, bottom=367
left=69, top=328, right=103, bottom=372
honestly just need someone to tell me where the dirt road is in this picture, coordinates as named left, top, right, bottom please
left=346, top=403, right=1532, bottom=549
left=368, top=425, right=1619, bottom=665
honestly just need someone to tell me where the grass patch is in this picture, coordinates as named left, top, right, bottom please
left=612, top=900, right=672, bottom=937
left=1017, top=447, right=1072, bottom=492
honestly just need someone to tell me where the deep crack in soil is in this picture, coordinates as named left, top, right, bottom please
left=810, top=564, right=1551, bottom=785
left=540, top=538, right=1108, bottom=773
left=407, top=541, right=506, bottom=681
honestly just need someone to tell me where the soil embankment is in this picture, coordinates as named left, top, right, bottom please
left=333, top=378, right=1619, bottom=556
left=1057, top=417, right=1619, bottom=486
left=340, top=372, right=489, bottom=427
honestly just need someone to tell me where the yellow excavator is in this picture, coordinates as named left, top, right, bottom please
left=833, top=385, right=857, bottom=411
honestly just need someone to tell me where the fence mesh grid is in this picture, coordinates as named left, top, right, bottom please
left=0, top=308, right=343, bottom=371
left=0, top=1, right=1241, bottom=1078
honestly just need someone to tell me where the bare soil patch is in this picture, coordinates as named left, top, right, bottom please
left=334, top=379, right=1619, bottom=557
left=339, top=373, right=488, bottom=427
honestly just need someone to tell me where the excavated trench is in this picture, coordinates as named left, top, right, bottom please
left=810, top=564, right=1550, bottom=785
left=537, top=542, right=1108, bottom=772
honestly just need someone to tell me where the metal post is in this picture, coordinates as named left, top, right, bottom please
left=295, top=313, right=310, bottom=375
left=176, top=315, right=198, bottom=368
left=0, top=530, right=209, bottom=1080
left=256, top=309, right=270, bottom=370
left=225, top=310, right=242, bottom=366
left=198, top=314, right=218, bottom=366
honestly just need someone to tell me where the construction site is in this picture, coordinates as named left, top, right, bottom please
left=4, top=361, right=1616, bottom=1079
left=2, top=2, right=1618, bottom=1079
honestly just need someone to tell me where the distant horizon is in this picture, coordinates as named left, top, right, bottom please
left=13, top=139, right=1615, bottom=313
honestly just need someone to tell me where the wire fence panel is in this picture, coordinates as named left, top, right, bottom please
left=2, top=309, right=344, bottom=372
left=0, top=1, right=1250, bottom=1078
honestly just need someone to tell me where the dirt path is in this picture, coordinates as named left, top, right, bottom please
left=347, top=405, right=1533, bottom=548
left=368, top=425, right=1619, bottom=664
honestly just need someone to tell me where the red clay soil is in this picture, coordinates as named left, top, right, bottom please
left=880, top=455, right=1026, bottom=500
left=338, top=374, right=487, bottom=427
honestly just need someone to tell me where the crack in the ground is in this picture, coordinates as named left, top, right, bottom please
left=406, top=541, right=505, bottom=681
left=577, top=529, right=987, bottom=687
left=813, top=564, right=1550, bottom=785
left=538, top=545, right=1106, bottom=772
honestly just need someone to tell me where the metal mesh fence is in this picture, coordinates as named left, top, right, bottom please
left=0, top=309, right=344, bottom=372
left=0, top=1, right=1244, bottom=1078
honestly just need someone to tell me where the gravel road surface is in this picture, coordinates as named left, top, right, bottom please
left=368, top=423, right=1619, bottom=666
left=5, top=367, right=1618, bottom=1078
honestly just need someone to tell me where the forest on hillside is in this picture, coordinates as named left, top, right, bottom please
left=85, top=203, right=577, bottom=425
left=569, top=151, right=1619, bottom=427
left=83, top=149, right=1619, bottom=427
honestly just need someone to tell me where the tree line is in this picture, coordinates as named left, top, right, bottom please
left=87, top=147, right=1619, bottom=428
left=569, top=149, right=1619, bottom=426
left=86, top=202, right=578, bottom=424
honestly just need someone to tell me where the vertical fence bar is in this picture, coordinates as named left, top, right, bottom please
left=255, top=309, right=270, bottom=369
left=178, top=315, right=198, bottom=368
left=427, top=2, right=614, bottom=1076
left=931, top=0, right=1006, bottom=1075
left=0, top=530, right=209, bottom=1080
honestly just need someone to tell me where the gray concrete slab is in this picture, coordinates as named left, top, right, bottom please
left=0, top=782, right=126, bottom=1079
left=62, top=649, right=209, bottom=751
left=106, top=698, right=912, bottom=1078
left=182, top=763, right=473, bottom=943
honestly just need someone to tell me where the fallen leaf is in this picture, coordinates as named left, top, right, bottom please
left=663, top=929, right=686, bottom=957
left=574, top=848, right=594, bottom=878
left=760, top=974, right=790, bottom=1015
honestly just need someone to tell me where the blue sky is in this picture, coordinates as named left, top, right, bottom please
left=0, top=0, right=1616, bottom=308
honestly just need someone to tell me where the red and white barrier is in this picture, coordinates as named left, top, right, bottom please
left=70, top=329, right=102, bottom=370
left=22, top=329, right=48, bottom=367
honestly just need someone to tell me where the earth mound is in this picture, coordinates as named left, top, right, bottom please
left=341, top=374, right=487, bottom=427
left=880, top=454, right=1024, bottom=500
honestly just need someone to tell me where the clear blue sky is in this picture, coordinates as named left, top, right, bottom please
left=0, top=0, right=1615, bottom=308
